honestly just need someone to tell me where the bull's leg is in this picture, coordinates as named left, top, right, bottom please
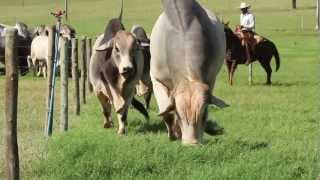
left=43, top=63, right=47, bottom=79
left=37, top=60, right=43, bottom=77
left=28, top=57, right=37, bottom=77
left=151, top=76, right=181, bottom=140
left=97, top=93, right=113, bottom=128
left=116, top=108, right=128, bottom=135
left=37, top=66, right=42, bottom=77
left=144, top=91, right=152, bottom=109
left=163, top=112, right=181, bottom=140
left=27, top=56, right=34, bottom=76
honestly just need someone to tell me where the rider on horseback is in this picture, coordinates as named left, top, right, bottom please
left=239, top=2, right=255, bottom=65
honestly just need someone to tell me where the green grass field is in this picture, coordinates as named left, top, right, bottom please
left=0, top=0, right=319, bottom=179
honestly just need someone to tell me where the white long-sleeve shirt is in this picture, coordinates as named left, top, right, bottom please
left=240, top=12, right=255, bottom=31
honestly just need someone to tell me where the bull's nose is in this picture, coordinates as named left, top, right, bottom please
left=182, top=139, right=201, bottom=146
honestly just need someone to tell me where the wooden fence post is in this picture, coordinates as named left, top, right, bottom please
left=292, top=0, right=297, bottom=9
left=317, top=0, right=320, bottom=30
left=72, top=38, right=80, bottom=115
left=300, top=15, right=304, bottom=31
left=60, top=38, right=69, bottom=131
left=248, top=64, right=253, bottom=85
left=65, top=0, right=68, bottom=23
left=46, top=26, right=55, bottom=135
left=80, top=37, right=87, bottom=104
left=4, top=28, right=20, bottom=180
left=86, top=38, right=93, bottom=93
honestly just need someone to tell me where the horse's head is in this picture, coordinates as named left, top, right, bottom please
left=222, top=21, right=239, bottom=50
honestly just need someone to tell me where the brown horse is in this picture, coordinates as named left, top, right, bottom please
left=224, top=24, right=280, bottom=85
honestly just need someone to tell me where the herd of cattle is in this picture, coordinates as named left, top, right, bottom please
left=0, top=22, right=75, bottom=76
left=0, top=0, right=280, bottom=145
left=89, top=0, right=229, bottom=145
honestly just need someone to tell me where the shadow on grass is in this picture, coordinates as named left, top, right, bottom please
left=136, top=120, right=225, bottom=137
left=136, top=121, right=167, bottom=134
left=252, top=81, right=317, bottom=87
left=235, top=139, right=269, bottom=151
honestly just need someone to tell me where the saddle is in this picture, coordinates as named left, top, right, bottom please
left=235, top=25, right=264, bottom=48
left=234, top=25, right=265, bottom=64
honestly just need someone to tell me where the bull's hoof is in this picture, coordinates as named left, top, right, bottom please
left=205, top=120, right=224, bottom=136
left=103, top=121, right=113, bottom=128
left=117, top=128, right=126, bottom=135
left=168, top=131, right=181, bottom=141
left=168, top=134, right=178, bottom=141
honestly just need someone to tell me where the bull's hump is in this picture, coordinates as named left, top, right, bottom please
left=164, top=0, right=195, bottom=31
left=164, top=18, right=211, bottom=83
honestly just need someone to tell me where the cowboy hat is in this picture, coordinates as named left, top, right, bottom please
left=239, top=2, right=251, bottom=9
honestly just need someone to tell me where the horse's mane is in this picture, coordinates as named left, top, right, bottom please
left=223, top=25, right=242, bottom=49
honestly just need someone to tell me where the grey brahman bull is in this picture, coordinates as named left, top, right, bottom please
left=150, top=0, right=228, bottom=145
left=89, top=6, right=148, bottom=135
left=0, top=22, right=33, bottom=75
left=131, top=25, right=152, bottom=109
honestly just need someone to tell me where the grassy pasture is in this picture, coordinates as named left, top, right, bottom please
left=0, top=0, right=319, bottom=179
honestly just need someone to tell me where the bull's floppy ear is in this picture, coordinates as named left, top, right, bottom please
left=140, top=41, right=150, bottom=47
left=96, top=39, right=114, bottom=51
left=209, top=95, right=229, bottom=108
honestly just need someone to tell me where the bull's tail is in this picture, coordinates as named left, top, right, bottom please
left=119, top=0, right=124, bottom=21
left=132, top=97, right=149, bottom=120
left=271, top=41, right=280, bottom=72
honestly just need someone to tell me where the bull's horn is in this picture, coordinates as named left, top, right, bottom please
left=209, top=95, right=229, bottom=108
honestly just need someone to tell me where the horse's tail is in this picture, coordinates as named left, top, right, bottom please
left=270, top=41, right=280, bottom=72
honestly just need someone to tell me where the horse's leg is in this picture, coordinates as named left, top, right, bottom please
left=259, top=60, right=272, bottom=85
left=226, top=61, right=233, bottom=85
left=230, top=62, right=237, bottom=86
left=226, top=61, right=231, bottom=85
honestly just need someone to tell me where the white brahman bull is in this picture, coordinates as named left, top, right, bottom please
left=150, top=0, right=228, bottom=145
